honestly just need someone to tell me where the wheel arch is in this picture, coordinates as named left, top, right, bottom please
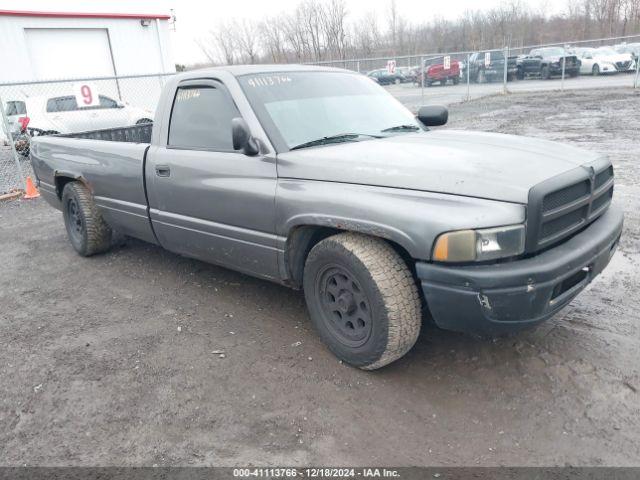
left=282, top=219, right=416, bottom=289
left=54, top=172, right=91, bottom=200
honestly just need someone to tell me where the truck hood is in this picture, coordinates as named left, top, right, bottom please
left=276, top=130, right=602, bottom=204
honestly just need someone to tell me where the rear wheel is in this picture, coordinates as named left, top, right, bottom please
left=303, top=233, right=422, bottom=370
left=478, top=69, right=487, bottom=83
left=452, top=76, right=460, bottom=85
left=62, top=182, right=113, bottom=257
left=394, top=78, right=401, bottom=85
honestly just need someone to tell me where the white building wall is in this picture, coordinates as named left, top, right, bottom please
left=0, top=15, right=174, bottom=83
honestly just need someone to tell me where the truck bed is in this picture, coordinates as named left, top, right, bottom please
left=62, top=122, right=153, bottom=143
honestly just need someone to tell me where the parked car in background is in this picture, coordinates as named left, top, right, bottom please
left=614, top=42, right=640, bottom=62
left=571, top=46, right=636, bottom=75
left=516, top=47, right=580, bottom=79
left=468, top=50, right=518, bottom=82
left=396, top=66, right=415, bottom=83
left=367, top=69, right=406, bottom=85
left=5, top=95, right=153, bottom=137
left=414, top=58, right=461, bottom=86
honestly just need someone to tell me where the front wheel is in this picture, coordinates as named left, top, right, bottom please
left=62, top=182, right=113, bottom=256
left=303, top=233, right=422, bottom=370
left=592, top=64, right=600, bottom=76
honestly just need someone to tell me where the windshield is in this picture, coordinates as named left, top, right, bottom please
left=596, top=47, right=616, bottom=56
left=540, top=47, right=565, bottom=56
left=238, top=71, right=422, bottom=151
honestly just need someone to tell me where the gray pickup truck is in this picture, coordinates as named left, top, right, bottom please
left=31, top=65, right=623, bottom=370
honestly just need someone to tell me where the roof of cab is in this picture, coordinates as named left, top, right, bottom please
left=177, top=64, right=350, bottom=78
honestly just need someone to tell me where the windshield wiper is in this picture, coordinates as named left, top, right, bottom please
left=381, top=124, right=421, bottom=133
left=290, top=133, right=382, bottom=151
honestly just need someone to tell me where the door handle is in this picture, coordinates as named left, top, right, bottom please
left=155, top=165, right=171, bottom=177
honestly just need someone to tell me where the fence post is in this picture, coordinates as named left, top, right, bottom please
left=634, top=57, right=640, bottom=88
left=503, top=46, right=509, bottom=94
left=466, top=53, right=471, bottom=101
left=0, top=95, right=26, bottom=192
left=357, top=60, right=360, bottom=74
left=421, top=56, right=425, bottom=104
left=561, top=45, right=567, bottom=91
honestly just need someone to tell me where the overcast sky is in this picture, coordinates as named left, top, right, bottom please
left=9, top=0, right=560, bottom=65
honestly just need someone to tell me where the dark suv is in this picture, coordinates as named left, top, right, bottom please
left=517, top=47, right=581, bottom=79
left=468, top=50, right=518, bottom=82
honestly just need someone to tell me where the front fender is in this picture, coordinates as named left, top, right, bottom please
left=276, top=179, right=526, bottom=261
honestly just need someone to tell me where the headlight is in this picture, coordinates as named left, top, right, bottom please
left=432, top=225, right=525, bottom=263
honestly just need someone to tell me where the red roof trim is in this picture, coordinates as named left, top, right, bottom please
left=0, top=10, right=171, bottom=20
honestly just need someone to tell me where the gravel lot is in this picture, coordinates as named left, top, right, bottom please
left=1, top=88, right=639, bottom=466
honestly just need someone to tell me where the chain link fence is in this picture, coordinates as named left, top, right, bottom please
left=0, top=73, right=172, bottom=195
left=308, top=34, right=640, bottom=110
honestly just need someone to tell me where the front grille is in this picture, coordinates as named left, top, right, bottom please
left=595, top=166, right=614, bottom=190
left=541, top=207, right=588, bottom=238
left=542, top=180, right=589, bottom=212
left=616, top=61, right=631, bottom=71
left=527, top=160, right=614, bottom=252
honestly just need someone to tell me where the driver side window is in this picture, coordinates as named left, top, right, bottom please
left=168, top=85, right=240, bottom=151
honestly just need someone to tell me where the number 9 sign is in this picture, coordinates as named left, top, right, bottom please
left=74, top=83, right=100, bottom=107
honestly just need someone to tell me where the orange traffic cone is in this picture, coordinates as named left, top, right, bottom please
left=23, top=176, right=40, bottom=199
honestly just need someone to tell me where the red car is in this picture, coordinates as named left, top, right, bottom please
left=413, top=59, right=461, bottom=86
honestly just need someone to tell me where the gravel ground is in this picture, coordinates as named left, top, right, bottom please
left=0, top=88, right=639, bottom=466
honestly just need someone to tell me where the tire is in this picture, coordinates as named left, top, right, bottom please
left=394, top=78, right=401, bottom=85
left=452, top=76, right=460, bottom=85
left=516, top=66, right=524, bottom=80
left=592, top=64, right=600, bottom=76
left=541, top=65, right=551, bottom=80
left=61, top=182, right=113, bottom=257
left=303, top=232, right=422, bottom=370
left=478, top=69, right=486, bottom=83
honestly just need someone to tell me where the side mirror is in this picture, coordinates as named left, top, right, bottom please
left=232, top=117, right=259, bottom=156
left=417, top=105, right=448, bottom=127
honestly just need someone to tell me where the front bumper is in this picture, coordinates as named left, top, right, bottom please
left=416, top=206, right=623, bottom=336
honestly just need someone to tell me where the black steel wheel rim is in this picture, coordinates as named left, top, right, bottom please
left=66, top=197, right=84, bottom=244
left=316, top=265, right=373, bottom=348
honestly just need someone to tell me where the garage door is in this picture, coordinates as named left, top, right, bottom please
left=25, top=28, right=116, bottom=80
